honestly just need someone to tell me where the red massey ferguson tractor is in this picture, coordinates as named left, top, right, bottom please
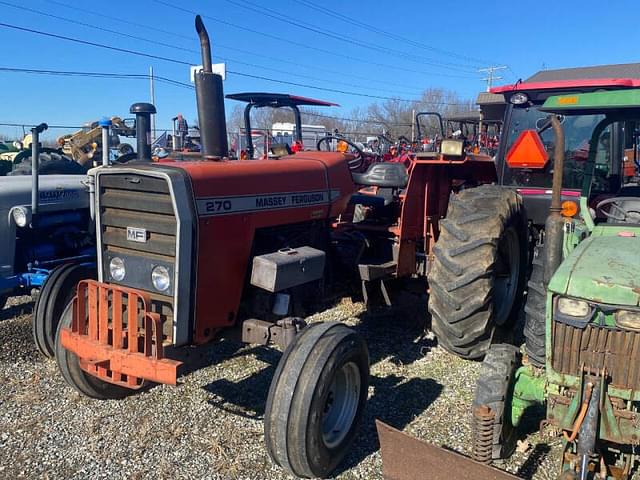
left=52, top=15, right=529, bottom=478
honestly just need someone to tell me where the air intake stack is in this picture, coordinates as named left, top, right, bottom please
left=194, top=15, right=228, bottom=159
left=130, top=102, right=156, bottom=162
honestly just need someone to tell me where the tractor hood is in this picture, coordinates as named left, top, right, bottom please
left=0, top=174, right=89, bottom=212
left=548, top=234, right=640, bottom=306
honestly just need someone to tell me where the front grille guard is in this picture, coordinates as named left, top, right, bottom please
left=60, top=280, right=182, bottom=388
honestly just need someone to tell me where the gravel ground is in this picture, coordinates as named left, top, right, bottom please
left=0, top=293, right=567, bottom=480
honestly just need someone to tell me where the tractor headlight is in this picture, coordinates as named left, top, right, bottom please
left=510, top=92, right=529, bottom=105
left=615, top=310, right=640, bottom=331
left=151, top=265, right=170, bottom=292
left=11, top=207, right=29, bottom=227
left=109, top=257, right=126, bottom=281
left=557, top=297, right=590, bottom=317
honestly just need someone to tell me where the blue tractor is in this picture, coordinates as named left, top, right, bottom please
left=1, top=108, right=155, bottom=358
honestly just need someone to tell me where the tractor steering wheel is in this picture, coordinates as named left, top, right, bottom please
left=316, top=136, right=364, bottom=171
left=596, top=196, right=640, bottom=222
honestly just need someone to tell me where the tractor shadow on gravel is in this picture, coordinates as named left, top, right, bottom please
left=0, top=299, right=34, bottom=322
left=201, top=345, right=280, bottom=419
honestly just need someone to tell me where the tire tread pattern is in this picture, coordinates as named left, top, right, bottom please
left=427, top=185, right=526, bottom=359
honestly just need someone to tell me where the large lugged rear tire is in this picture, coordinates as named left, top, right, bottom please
left=33, top=263, right=96, bottom=358
left=265, top=322, right=369, bottom=479
left=55, top=301, right=132, bottom=400
left=428, top=185, right=526, bottom=359
left=471, top=344, right=520, bottom=463
left=524, top=244, right=546, bottom=367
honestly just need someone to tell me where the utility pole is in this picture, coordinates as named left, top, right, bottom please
left=149, top=66, right=156, bottom=143
left=479, top=66, right=507, bottom=92
left=411, top=108, right=415, bottom=142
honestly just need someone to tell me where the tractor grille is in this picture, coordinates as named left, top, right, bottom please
left=552, top=321, right=640, bottom=390
left=98, top=173, right=177, bottom=341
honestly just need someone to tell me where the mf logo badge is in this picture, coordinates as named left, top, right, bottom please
left=126, top=226, right=147, bottom=243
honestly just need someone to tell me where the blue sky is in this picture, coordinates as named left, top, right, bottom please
left=0, top=0, right=637, bottom=139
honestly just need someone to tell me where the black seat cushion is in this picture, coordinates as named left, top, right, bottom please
left=619, top=185, right=640, bottom=197
left=352, top=163, right=408, bottom=188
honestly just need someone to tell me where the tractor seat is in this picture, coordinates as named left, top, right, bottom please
left=619, top=185, right=640, bottom=197
left=351, top=163, right=408, bottom=189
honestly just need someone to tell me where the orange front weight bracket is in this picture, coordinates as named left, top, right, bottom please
left=60, top=280, right=182, bottom=388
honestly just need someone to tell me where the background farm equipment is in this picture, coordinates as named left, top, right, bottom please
left=56, top=116, right=136, bottom=166
left=470, top=89, right=640, bottom=480
left=0, top=105, right=158, bottom=359
left=226, top=91, right=338, bottom=158
left=0, top=123, right=94, bottom=319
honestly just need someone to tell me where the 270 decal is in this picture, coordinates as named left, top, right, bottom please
left=204, top=200, right=232, bottom=212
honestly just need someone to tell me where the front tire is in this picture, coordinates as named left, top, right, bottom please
left=524, top=244, right=546, bottom=367
left=33, top=263, right=96, bottom=358
left=265, top=322, right=369, bottom=478
left=55, top=300, right=132, bottom=400
left=471, top=344, right=520, bottom=463
left=428, top=185, right=527, bottom=359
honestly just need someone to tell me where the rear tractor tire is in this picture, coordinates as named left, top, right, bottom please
left=524, top=244, right=546, bottom=367
left=265, top=322, right=369, bottom=479
left=471, top=344, right=520, bottom=463
left=33, top=263, right=96, bottom=358
left=428, top=185, right=527, bottom=359
left=55, top=300, right=132, bottom=400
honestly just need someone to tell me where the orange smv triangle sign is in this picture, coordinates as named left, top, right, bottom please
left=506, top=129, right=549, bottom=169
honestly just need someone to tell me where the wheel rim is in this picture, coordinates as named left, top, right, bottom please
left=494, top=226, right=520, bottom=326
left=321, top=361, right=361, bottom=449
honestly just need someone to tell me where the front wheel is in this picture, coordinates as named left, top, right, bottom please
left=33, top=263, right=96, bottom=358
left=471, top=344, right=520, bottom=463
left=55, top=300, right=132, bottom=400
left=524, top=244, right=546, bottom=367
left=265, top=322, right=369, bottom=478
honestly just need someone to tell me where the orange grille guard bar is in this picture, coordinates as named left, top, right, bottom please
left=60, top=280, right=182, bottom=388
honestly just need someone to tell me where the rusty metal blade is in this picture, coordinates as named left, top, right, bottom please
left=376, top=420, right=519, bottom=480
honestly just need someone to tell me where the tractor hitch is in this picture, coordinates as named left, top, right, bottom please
left=241, top=317, right=307, bottom=349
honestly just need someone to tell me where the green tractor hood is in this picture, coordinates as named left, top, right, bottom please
left=548, top=233, right=640, bottom=306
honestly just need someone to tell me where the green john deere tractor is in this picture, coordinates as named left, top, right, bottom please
left=472, top=89, right=640, bottom=479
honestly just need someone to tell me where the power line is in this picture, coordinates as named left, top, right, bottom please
left=0, top=67, right=476, bottom=128
left=43, top=0, right=443, bottom=93
left=0, top=22, right=192, bottom=66
left=300, top=111, right=413, bottom=127
left=0, top=66, right=195, bottom=89
left=0, top=122, right=84, bottom=129
left=222, top=0, right=479, bottom=73
left=48, top=0, right=194, bottom=41
left=2, top=1, right=427, bottom=96
left=0, top=21, right=475, bottom=105
left=0, top=0, right=196, bottom=54
left=478, top=66, right=507, bottom=91
left=294, top=0, right=488, bottom=65
left=150, top=0, right=479, bottom=80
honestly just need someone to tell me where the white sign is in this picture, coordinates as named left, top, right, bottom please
left=190, top=63, right=226, bottom=82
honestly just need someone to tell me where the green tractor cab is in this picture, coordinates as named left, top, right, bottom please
left=472, top=89, right=640, bottom=480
